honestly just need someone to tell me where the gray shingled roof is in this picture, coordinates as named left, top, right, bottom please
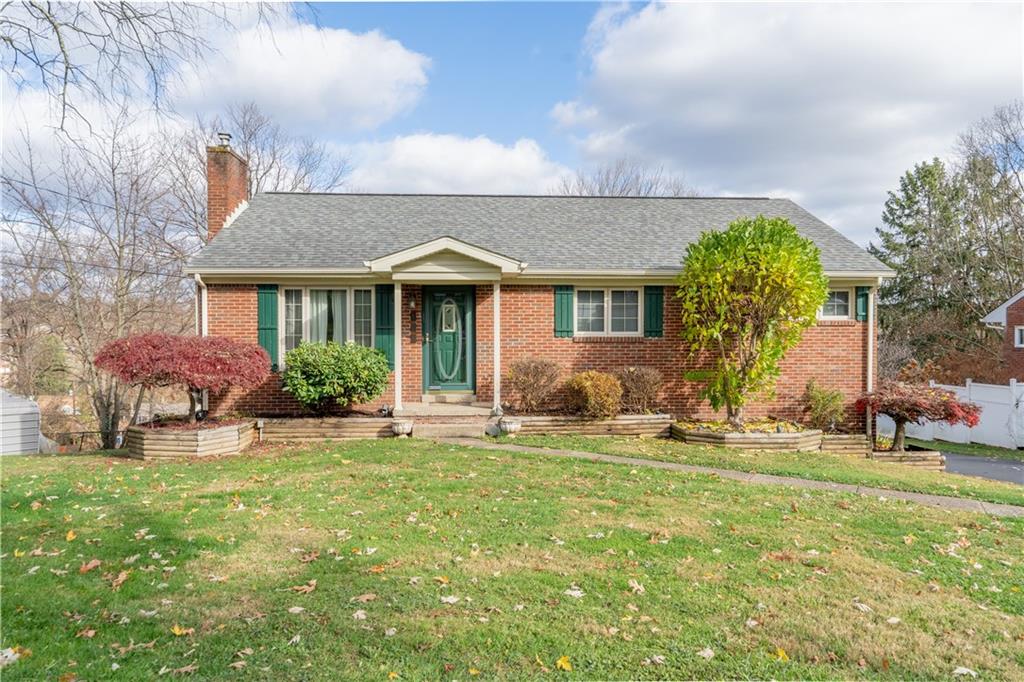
left=187, top=193, right=890, bottom=274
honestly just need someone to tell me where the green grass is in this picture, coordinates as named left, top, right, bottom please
left=509, top=435, right=1024, bottom=507
left=2, top=440, right=1023, bottom=680
left=906, top=437, right=1024, bottom=462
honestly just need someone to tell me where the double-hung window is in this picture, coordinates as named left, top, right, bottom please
left=281, top=287, right=375, bottom=363
left=820, top=289, right=851, bottom=319
left=1015, top=326, right=1024, bottom=348
left=576, top=289, right=641, bottom=336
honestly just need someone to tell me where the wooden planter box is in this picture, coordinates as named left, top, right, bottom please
left=261, top=417, right=393, bottom=442
left=821, top=433, right=871, bottom=456
left=126, top=421, right=256, bottom=460
left=670, top=424, right=823, bottom=451
left=870, top=449, right=946, bottom=471
left=517, top=414, right=672, bottom=437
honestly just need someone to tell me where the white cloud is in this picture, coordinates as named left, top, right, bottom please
left=347, top=134, right=569, bottom=193
left=556, top=2, right=1023, bottom=243
left=172, top=18, right=430, bottom=133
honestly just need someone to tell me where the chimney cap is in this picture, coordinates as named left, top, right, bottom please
left=217, top=131, right=232, bottom=146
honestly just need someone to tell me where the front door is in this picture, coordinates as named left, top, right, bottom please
left=423, top=286, right=475, bottom=392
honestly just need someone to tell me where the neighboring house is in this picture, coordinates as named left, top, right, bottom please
left=186, top=140, right=893, bottom=431
left=982, top=288, right=1024, bottom=380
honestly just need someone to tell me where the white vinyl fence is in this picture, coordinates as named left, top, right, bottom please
left=877, top=379, right=1024, bottom=450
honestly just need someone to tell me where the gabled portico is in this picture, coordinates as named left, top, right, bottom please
left=367, top=237, right=522, bottom=417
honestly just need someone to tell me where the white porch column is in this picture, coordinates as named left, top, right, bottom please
left=493, top=282, right=501, bottom=414
left=394, top=282, right=403, bottom=412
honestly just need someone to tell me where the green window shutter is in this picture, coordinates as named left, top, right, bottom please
left=855, top=286, right=870, bottom=322
left=375, top=284, right=395, bottom=369
left=644, top=286, right=664, bottom=337
left=553, top=285, right=574, bottom=337
left=256, top=284, right=279, bottom=371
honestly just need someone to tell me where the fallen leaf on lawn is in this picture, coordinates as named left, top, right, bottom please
left=76, top=628, right=96, bottom=638
left=886, top=617, right=901, bottom=625
left=903, top=534, right=915, bottom=545
left=228, top=661, right=246, bottom=670
left=953, top=667, right=978, bottom=678
left=79, top=559, right=101, bottom=574
left=469, top=668, right=481, bottom=676
left=388, top=672, right=398, bottom=680
left=173, top=663, right=198, bottom=675
left=169, top=624, right=194, bottom=637
left=385, top=628, right=397, bottom=637
left=556, top=656, right=572, bottom=672
left=12, top=549, right=25, bottom=558
left=300, top=551, right=319, bottom=563
left=852, top=600, right=872, bottom=613
left=351, top=593, right=377, bottom=603
left=642, top=655, right=666, bottom=666
left=746, top=619, right=760, bottom=628
left=290, top=579, right=317, bottom=594
left=440, top=595, right=460, bottom=605
left=697, top=647, right=715, bottom=660
left=774, top=647, right=790, bottom=662
left=628, top=579, right=645, bottom=595
left=287, top=606, right=306, bottom=614
left=235, top=648, right=253, bottom=657
left=107, top=570, right=130, bottom=591
left=58, top=673, right=77, bottom=682
left=352, top=610, right=367, bottom=620
left=66, top=530, right=77, bottom=542
left=433, top=575, right=450, bottom=585
left=563, top=586, right=585, bottom=599
left=288, top=635, right=300, bottom=646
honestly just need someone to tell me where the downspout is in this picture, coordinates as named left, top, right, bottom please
left=865, top=284, right=875, bottom=440
left=194, top=274, right=209, bottom=411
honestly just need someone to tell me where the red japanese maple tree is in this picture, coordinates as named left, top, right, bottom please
left=855, top=381, right=981, bottom=452
left=95, top=333, right=270, bottom=423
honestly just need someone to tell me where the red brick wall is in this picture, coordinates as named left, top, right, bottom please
left=205, top=282, right=873, bottom=429
left=207, top=146, right=249, bottom=241
left=1005, top=298, right=1024, bottom=381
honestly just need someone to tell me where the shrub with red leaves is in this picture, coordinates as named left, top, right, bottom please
left=855, top=381, right=981, bottom=452
left=95, top=333, right=270, bottom=423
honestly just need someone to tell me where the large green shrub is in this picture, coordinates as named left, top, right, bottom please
left=565, top=370, right=622, bottom=419
left=676, top=216, right=828, bottom=428
left=282, top=342, right=390, bottom=414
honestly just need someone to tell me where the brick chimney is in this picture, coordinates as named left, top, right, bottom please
left=206, top=132, right=249, bottom=241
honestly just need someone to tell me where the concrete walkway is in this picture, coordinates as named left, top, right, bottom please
left=440, top=438, right=1024, bottom=518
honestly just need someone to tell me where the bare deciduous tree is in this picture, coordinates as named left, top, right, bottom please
left=164, top=101, right=351, bottom=249
left=555, top=158, right=699, bottom=197
left=2, top=113, right=193, bottom=446
left=1, top=2, right=276, bottom=129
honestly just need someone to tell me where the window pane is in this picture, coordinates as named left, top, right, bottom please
left=284, top=289, right=303, bottom=352
left=576, top=290, right=604, bottom=333
left=823, top=290, right=850, bottom=317
left=353, top=289, right=373, bottom=346
left=611, top=290, right=639, bottom=332
left=310, top=290, right=347, bottom=343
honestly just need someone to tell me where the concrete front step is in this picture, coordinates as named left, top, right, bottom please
left=421, top=393, right=478, bottom=404
left=414, top=422, right=491, bottom=438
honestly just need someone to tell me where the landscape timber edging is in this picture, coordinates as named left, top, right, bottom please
left=125, top=421, right=256, bottom=460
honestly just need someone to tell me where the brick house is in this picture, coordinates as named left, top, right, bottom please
left=187, top=140, right=893, bottom=432
left=982, top=288, right=1024, bottom=381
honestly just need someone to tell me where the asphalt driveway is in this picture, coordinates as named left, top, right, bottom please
left=943, top=452, right=1024, bottom=485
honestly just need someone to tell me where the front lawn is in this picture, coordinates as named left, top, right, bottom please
left=2, top=440, right=1022, bottom=680
left=511, top=435, right=1024, bottom=507
left=907, top=437, right=1024, bottom=462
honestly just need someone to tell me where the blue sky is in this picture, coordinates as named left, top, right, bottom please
left=7, top=2, right=1022, bottom=245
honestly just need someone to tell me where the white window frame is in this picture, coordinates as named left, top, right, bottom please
left=278, top=286, right=375, bottom=367
left=819, top=288, right=854, bottom=320
left=574, top=288, right=643, bottom=337
left=1015, top=325, right=1024, bottom=348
